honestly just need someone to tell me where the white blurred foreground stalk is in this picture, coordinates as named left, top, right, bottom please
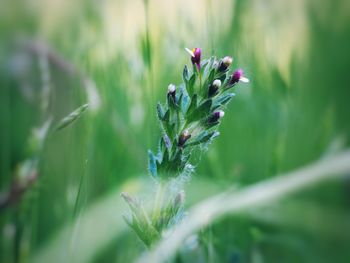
left=136, top=150, right=350, bottom=263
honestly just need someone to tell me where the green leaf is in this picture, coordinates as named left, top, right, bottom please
left=213, top=93, right=235, bottom=110
left=55, top=103, right=89, bottom=131
left=177, top=93, right=183, bottom=109
left=159, top=110, right=173, bottom=139
left=162, top=148, right=169, bottom=163
left=202, top=57, right=215, bottom=80
left=163, top=122, right=176, bottom=141
left=188, top=73, right=196, bottom=96
left=182, top=65, right=189, bottom=82
left=217, top=72, right=227, bottom=83
left=167, top=94, right=177, bottom=111
left=200, top=67, right=216, bottom=97
left=148, top=150, right=158, bottom=178
left=186, top=94, right=197, bottom=116
left=185, top=131, right=220, bottom=147
left=163, top=110, right=170, bottom=122
left=158, top=135, right=171, bottom=160
left=187, top=99, right=212, bottom=123
left=208, top=68, right=216, bottom=84
left=179, top=84, right=190, bottom=114
left=206, top=121, right=220, bottom=128
left=200, top=58, right=210, bottom=76
left=156, top=102, right=165, bottom=120
left=169, top=149, right=183, bottom=173
left=218, top=93, right=235, bottom=105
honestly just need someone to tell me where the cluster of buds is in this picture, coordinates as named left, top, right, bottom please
left=122, top=47, right=249, bottom=248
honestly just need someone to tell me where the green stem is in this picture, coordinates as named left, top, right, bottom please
left=152, top=181, right=164, bottom=223
left=197, top=67, right=202, bottom=90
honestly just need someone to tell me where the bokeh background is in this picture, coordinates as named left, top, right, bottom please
left=1, top=0, right=350, bottom=262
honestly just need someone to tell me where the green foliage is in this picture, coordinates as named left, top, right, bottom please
left=1, top=0, right=350, bottom=262
left=122, top=50, right=248, bottom=247
left=149, top=55, right=246, bottom=179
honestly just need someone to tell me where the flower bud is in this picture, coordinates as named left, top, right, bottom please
left=208, top=79, right=222, bottom=97
left=168, top=83, right=176, bottom=93
left=167, top=83, right=176, bottom=101
left=178, top=129, right=191, bottom=147
left=218, top=56, right=233, bottom=72
left=228, top=69, right=250, bottom=86
left=208, top=110, right=225, bottom=124
left=185, top=47, right=201, bottom=70
left=213, top=79, right=222, bottom=88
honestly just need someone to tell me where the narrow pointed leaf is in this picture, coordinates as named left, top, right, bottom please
left=55, top=103, right=89, bottom=131
left=182, top=65, right=189, bottom=82
left=148, top=150, right=158, bottom=178
left=156, top=102, right=165, bottom=120
left=186, top=94, right=197, bottom=116
left=187, top=99, right=212, bottom=122
left=188, top=74, right=196, bottom=96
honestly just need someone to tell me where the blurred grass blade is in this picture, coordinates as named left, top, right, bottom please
left=136, top=150, right=350, bottom=263
left=55, top=104, right=89, bottom=131
left=29, top=178, right=224, bottom=263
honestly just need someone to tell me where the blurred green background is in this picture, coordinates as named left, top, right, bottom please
left=1, top=0, right=350, bottom=262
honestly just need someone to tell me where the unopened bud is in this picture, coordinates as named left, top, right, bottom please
left=208, top=79, right=222, bottom=97
left=213, top=79, right=222, bottom=88
left=178, top=129, right=191, bottom=147
left=168, top=84, right=176, bottom=93
left=186, top=47, right=201, bottom=70
left=167, top=84, right=176, bottom=101
left=228, top=69, right=249, bottom=86
left=208, top=110, right=225, bottom=124
left=218, top=56, right=233, bottom=72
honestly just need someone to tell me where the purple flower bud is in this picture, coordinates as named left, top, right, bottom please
left=208, top=110, right=225, bottom=124
left=186, top=47, right=201, bottom=70
left=191, top=48, right=201, bottom=66
left=178, top=129, right=191, bottom=147
left=228, top=69, right=249, bottom=86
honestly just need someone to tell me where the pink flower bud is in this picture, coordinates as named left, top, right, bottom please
left=186, top=47, right=201, bottom=70
left=229, top=69, right=249, bottom=86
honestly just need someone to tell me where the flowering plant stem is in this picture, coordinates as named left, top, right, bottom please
left=152, top=182, right=164, bottom=222
left=121, top=47, right=249, bottom=248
